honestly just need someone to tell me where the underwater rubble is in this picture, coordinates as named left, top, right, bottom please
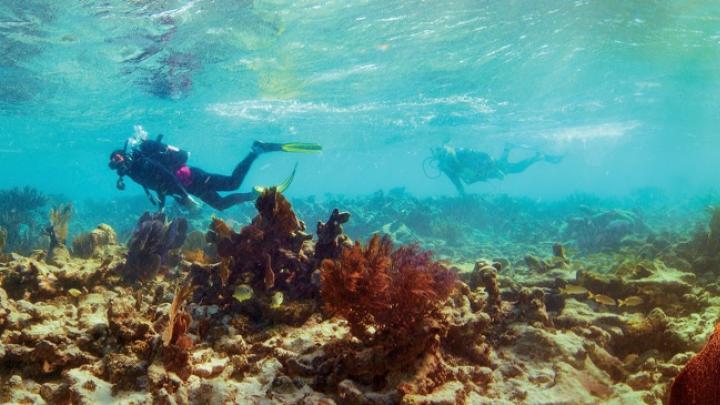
left=0, top=189, right=719, bottom=403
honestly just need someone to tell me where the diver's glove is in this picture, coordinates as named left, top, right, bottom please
left=178, top=194, right=202, bottom=211
left=178, top=194, right=197, bottom=206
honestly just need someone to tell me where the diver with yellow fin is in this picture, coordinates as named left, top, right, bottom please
left=108, top=126, right=321, bottom=211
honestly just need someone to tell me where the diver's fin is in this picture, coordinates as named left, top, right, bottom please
left=253, top=163, right=298, bottom=195
left=275, top=163, right=297, bottom=192
left=280, top=142, right=322, bottom=153
left=505, top=142, right=537, bottom=151
left=253, top=141, right=322, bottom=154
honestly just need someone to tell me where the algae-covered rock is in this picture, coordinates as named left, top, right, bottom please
left=72, top=224, right=117, bottom=259
left=1, top=259, right=58, bottom=300
left=515, top=287, right=553, bottom=327
left=65, top=366, right=152, bottom=404
left=47, top=244, right=71, bottom=267
left=400, top=381, right=465, bottom=405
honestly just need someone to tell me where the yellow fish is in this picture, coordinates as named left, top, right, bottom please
left=588, top=292, right=617, bottom=306
left=68, top=288, right=82, bottom=298
left=558, top=284, right=588, bottom=295
left=618, top=296, right=644, bottom=307
left=271, top=291, right=284, bottom=308
left=233, top=284, right=254, bottom=303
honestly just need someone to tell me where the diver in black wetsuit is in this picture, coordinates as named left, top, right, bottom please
left=109, top=131, right=320, bottom=211
left=426, top=144, right=562, bottom=195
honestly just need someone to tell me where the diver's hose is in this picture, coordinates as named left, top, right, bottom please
left=422, top=157, right=442, bottom=179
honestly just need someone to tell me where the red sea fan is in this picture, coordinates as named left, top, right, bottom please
left=669, top=323, right=720, bottom=404
left=381, top=245, right=456, bottom=337
left=320, top=235, right=456, bottom=345
left=320, top=235, right=392, bottom=341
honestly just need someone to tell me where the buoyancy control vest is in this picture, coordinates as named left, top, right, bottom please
left=134, top=134, right=189, bottom=172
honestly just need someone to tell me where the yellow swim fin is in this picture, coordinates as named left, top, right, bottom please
left=253, top=163, right=298, bottom=195
left=253, top=141, right=322, bottom=154
left=280, top=142, right=322, bottom=153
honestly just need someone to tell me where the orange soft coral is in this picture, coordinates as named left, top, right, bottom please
left=669, top=323, right=720, bottom=404
left=316, top=235, right=457, bottom=396
left=320, top=235, right=456, bottom=346
left=182, top=249, right=209, bottom=264
left=161, top=283, right=193, bottom=379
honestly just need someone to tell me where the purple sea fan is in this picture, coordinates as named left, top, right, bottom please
left=124, top=212, right=187, bottom=282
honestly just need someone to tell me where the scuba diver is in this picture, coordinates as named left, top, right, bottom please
left=108, top=126, right=321, bottom=211
left=425, top=144, right=562, bottom=195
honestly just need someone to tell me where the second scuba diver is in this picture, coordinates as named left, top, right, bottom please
left=108, top=126, right=321, bottom=211
left=426, top=144, right=562, bottom=195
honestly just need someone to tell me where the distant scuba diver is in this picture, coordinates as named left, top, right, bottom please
left=108, top=126, right=321, bottom=211
left=425, top=144, right=562, bottom=195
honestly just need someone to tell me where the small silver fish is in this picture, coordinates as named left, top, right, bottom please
left=559, top=284, right=588, bottom=295
left=588, top=292, right=617, bottom=306
left=618, top=296, right=643, bottom=307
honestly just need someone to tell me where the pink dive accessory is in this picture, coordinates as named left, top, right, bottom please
left=175, top=165, right=192, bottom=186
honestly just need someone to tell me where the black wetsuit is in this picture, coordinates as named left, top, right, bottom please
left=124, top=140, right=258, bottom=210
left=123, top=154, right=190, bottom=207
left=184, top=152, right=258, bottom=210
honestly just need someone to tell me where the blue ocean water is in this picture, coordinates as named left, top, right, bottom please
left=1, top=0, right=719, bottom=201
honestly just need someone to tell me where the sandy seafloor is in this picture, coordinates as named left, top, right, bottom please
left=1, top=189, right=719, bottom=404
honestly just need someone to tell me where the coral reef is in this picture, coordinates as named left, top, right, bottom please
left=71, top=224, right=117, bottom=259
left=49, top=203, right=72, bottom=246
left=674, top=206, right=720, bottom=282
left=193, top=189, right=315, bottom=310
left=319, top=239, right=455, bottom=395
left=563, top=207, right=649, bottom=252
left=314, top=208, right=352, bottom=262
left=124, top=212, right=188, bottom=282
left=46, top=203, right=73, bottom=267
left=320, top=235, right=455, bottom=347
left=1, top=190, right=720, bottom=404
left=161, top=283, right=194, bottom=379
left=0, top=226, right=5, bottom=253
left=669, top=323, right=720, bottom=404
left=81, top=190, right=702, bottom=265
left=0, top=187, right=47, bottom=254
